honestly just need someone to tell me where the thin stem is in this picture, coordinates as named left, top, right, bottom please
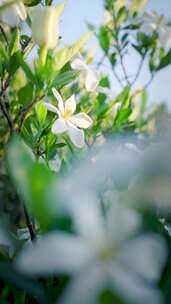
left=0, top=25, right=9, bottom=48
left=0, top=76, right=14, bottom=132
left=18, top=94, right=45, bottom=131
left=23, top=205, right=36, bottom=242
left=131, top=54, right=146, bottom=86
left=112, top=9, right=131, bottom=86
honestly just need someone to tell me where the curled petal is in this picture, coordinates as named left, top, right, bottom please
left=69, top=113, right=93, bottom=129
left=67, top=122, right=85, bottom=148
left=64, top=95, right=77, bottom=115
left=71, top=58, right=87, bottom=71
left=85, top=69, right=99, bottom=92
left=52, top=118, right=67, bottom=134
left=43, top=102, right=58, bottom=114
left=52, top=88, right=64, bottom=115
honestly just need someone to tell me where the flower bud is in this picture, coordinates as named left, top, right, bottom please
left=31, top=5, right=63, bottom=49
left=0, top=0, right=27, bottom=27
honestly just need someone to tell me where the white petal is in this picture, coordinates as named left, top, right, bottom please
left=106, top=203, right=141, bottom=245
left=85, top=68, right=99, bottom=92
left=117, top=234, right=167, bottom=282
left=110, top=264, right=163, bottom=304
left=67, top=122, right=85, bottom=148
left=58, top=264, right=106, bottom=304
left=52, top=118, right=67, bottom=134
left=69, top=113, right=93, bottom=129
left=64, top=95, right=77, bottom=115
left=15, top=232, right=92, bottom=276
left=15, top=2, right=27, bottom=21
left=71, top=58, right=87, bottom=71
left=52, top=88, right=64, bottom=115
left=43, top=102, right=58, bottom=114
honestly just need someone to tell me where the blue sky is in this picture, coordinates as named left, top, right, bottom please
left=58, top=0, right=171, bottom=107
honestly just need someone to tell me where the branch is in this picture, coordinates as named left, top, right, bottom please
left=0, top=76, right=14, bottom=132
left=23, top=205, right=36, bottom=243
left=18, top=94, right=45, bottom=131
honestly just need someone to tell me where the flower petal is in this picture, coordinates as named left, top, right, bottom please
left=52, top=118, right=67, bottom=134
left=85, top=68, right=99, bottom=92
left=71, top=58, right=87, bottom=71
left=64, top=95, right=77, bottom=115
left=52, top=88, right=64, bottom=115
left=106, top=202, right=141, bottom=246
left=117, top=234, right=167, bottom=282
left=67, top=122, right=85, bottom=148
left=15, top=232, right=92, bottom=276
left=69, top=113, right=93, bottom=129
left=110, top=263, right=163, bottom=304
left=43, top=102, right=58, bottom=114
left=59, top=264, right=106, bottom=304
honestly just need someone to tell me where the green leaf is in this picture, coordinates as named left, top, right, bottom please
left=7, top=137, right=58, bottom=231
left=35, top=101, right=47, bottom=125
left=129, top=0, right=149, bottom=15
left=10, top=28, right=19, bottom=55
left=0, top=42, right=8, bottom=61
left=18, top=82, right=34, bottom=106
left=115, top=107, right=132, bottom=125
left=157, top=49, right=171, bottom=71
left=16, top=52, right=36, bottom=83
left=51, top=70, right=77, bottom=89
left=99, top=26, right=110, bottom=54
left=54, top=32, right=91, bottom=71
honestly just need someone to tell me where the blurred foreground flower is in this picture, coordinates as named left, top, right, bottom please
left=140, top=12, right=171, bottom=48
left=30, top=4, right=64, bottom=49
left=44, top=88, right=92, bottom=148
left=0, top=0, right=26, bottom=27
left=71, top=57, right=99, bottom=92
left=15, top=202, right=167, bottom=304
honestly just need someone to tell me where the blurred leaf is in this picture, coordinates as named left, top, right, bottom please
left=0, top=262, right=48, bottom=304
left=129, top=0, right=149, bottom=15
left=35, top=101, right=47, bottom=125
left=157, top=50, right=171, bottom=71
left=10, top=28, right=19, bottom=55
left=99, top=26, right=110, bottom=54
left=54, top=32, right=91, bottom=70
left=51, top=70, right=77, bottom=89
left=115, top=107, right=132, bottom=125
left=7, top=137, right=58, bottom=231
left=18, top=82, right=34, bottom=106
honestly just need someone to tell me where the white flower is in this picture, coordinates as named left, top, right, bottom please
left=140, top=12, right=171, bottom=48
left=30, top=5, right=62, bottom=49
left=15, top=202, right=167, bottom=304
left=0, top=0, right=26, bottom=27
left=71, top=57, right=99, bottom=92
left=43, top=88, right=92, bottom=148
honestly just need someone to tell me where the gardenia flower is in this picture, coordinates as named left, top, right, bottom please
left=71, top=57, right=99, bottom=92
left=15, top=202, right=167, bottom=304
left=43, top=88, right=92, bottom=148
left=31, top=5, right=62, bottom=49
left=0, top=0, right=26, bottom=27
left=140, top=12, right=171, bottom=48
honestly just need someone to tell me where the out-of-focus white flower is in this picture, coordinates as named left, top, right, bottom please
left=0, top=0, right=26, bottom=27
left=71, top=57, right=99, bottom=92
left=140, top=12, right=171, bottom=48
left=43, top=88, right=92, bottom=148
left=15, top=202, right=167, bottom=304
left=30, top=5, right=63, bottom=49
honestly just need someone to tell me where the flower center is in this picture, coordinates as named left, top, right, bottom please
left=98, top=246, right=113, bottom=261
left=63, top=109, right=72, bottom=120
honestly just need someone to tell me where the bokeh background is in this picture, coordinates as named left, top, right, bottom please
left=57, top=0, right=171, bottom=106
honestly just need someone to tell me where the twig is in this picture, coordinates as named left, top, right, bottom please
left=0, top=76, right=14, bottom=132
left=18, top=94, right=45, bottom=131
left=23, top=205, right=36, bottom=242
left=131, top=54, right=146, bottom=86
left=0, top=25, right=9, bottom=48
left=112, top=9, right=131, bottom=86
